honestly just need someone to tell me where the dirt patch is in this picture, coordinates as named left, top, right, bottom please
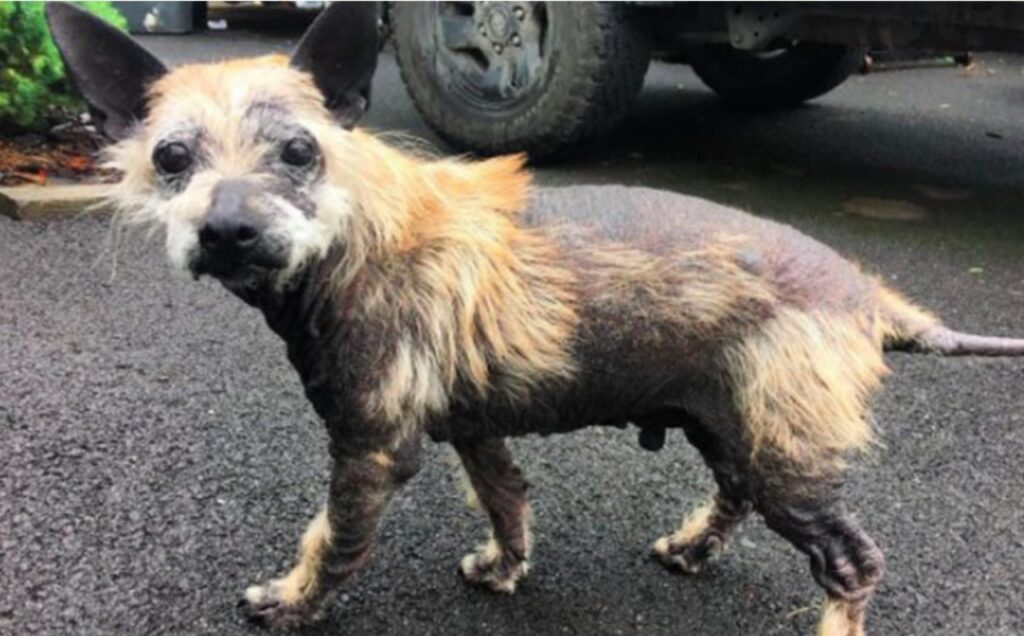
left=0, top=119, right=117, bottom=187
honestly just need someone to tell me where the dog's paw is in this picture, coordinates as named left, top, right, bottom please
left=651, top=533, right=723, bottom=575
left=238, top=581, right=323, bottom=629
left=459, top=549, right=529, bottom=594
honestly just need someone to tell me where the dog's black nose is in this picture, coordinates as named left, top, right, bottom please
left=199, top=215, right=260, bottom=251
left=200, top=180, right=263, bottom=254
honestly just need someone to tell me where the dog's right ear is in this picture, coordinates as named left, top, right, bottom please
left=46, top=3, right=167, bottom=140
left=290, top=2, right=380, bottom=129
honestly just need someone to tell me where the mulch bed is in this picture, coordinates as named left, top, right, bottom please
left=0, top=118, right=118, bottom=187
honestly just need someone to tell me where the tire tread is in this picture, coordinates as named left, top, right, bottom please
left=393, top=3, right=650, bottom=158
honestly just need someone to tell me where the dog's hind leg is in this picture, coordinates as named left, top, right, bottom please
left=652, top=409, right=754, bottom=574
left=756, top=477, right=884, bottom=636
left=453, top=437, right=531, bottom=594
left=652, top=489, right=752, bottom=574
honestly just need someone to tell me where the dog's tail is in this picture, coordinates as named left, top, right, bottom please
left=879, top=286, right=1024, bottom=356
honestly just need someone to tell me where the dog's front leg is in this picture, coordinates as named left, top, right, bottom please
left=241, top=442, right=420, bottom=628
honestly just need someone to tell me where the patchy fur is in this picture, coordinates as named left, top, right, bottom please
left=817, top=598, right=866, bottom=636
left=724, top=308, right=889, bottom=472
left=454, top=438, right=532, bottom=593
left=876, top=284, right=940, bottom=346
left=574, top=238, right=776, bottom=337
left=278, top=507, right=332, bottom=604
left=349, top=150, right=579, bottom=415
left=243, top=506, right=332, bottom=619
left=653, top=494, right=752, bottom=574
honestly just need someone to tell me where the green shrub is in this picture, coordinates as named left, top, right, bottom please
left=0, top=2, right=127, bottom=132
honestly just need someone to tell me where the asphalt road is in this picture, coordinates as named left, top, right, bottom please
left=3, top=16, right=1024, bottom=636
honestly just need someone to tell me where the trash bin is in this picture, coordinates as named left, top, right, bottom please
left=112, top=2, right=195, bottom=34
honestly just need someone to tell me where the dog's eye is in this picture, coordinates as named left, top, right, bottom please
left=153, top=142, right=192, bottom=175
left=281, top=138, right=316, bottom=167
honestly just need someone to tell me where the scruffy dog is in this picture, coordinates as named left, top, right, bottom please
left=48, top=4, right=1023, bottom=635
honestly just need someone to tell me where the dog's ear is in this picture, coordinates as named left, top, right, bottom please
left=290, top=2, right=380, bottom=129
left=46, top=3, right=167, bottom=140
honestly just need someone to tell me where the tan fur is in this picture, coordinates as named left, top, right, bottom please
left=875, top=283, right=940, bottom=344
left=578, top=238, right=777, bottom=337
left=368, top=451, right=394, bottom=470
left=459, top=517, right=533, bottom=594
left=817, top=598, right=866, bottom=636
left=245, top=507, right=331, bottom=606
left=455, top=462, right=482, bottom=511
left=279, top=507, right=331, bottom=604
left=345, top=144, right=579, bottom=429
left=344, top=143, right=581, bottom=403
left=724, top=308, right=889, bottom=472
left=107, top=54, right=326, bottom=206
left=672, top=502, right=715, bottom=545
left=651, top=501, right=715, bottom=573
left=366, top=334, right=449, bottom=436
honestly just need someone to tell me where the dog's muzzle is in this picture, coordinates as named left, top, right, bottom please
left=191, top=179, right=288, bottom=281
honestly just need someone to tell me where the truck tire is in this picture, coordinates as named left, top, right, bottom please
left=392, top=2, right=651, bottom=159
left=688, top=42, right=863, bottom=109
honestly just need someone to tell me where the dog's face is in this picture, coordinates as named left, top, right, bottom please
left=47, top=3, right=380, bottom=288
left=115, top=60, right=350, bottom=286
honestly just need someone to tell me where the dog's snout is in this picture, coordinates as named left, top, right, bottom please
left=200, top=180, right=264, bottom=253
left=191, top=178, right=289, bottom=280
left=199, top=215, right=260, bottom=251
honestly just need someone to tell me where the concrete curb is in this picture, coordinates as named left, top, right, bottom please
left=0, top=184, right=115, bottom=221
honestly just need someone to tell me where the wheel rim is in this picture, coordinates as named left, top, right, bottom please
left=432, top=2, right=551, bottom=111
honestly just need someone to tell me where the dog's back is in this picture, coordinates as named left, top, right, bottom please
left=526, top=185, right=878, bottom=315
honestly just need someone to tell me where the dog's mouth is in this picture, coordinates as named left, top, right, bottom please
left=189, top=242, right=289, bottom=284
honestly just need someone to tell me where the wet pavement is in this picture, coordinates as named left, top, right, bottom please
left=2, top=17, right=1023, bottom=636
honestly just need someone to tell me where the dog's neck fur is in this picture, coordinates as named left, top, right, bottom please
left=237, top=244, right=395, bottom=430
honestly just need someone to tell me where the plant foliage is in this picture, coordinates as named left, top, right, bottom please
left=0, top=2, right=127, bottom=131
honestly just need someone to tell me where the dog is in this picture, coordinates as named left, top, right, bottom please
left=47, top=4, right=1024, bottom=635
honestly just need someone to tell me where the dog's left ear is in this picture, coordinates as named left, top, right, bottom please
left=291, top=2, right=380, bottom=129
left=46, top=2, right=167, bottom=140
